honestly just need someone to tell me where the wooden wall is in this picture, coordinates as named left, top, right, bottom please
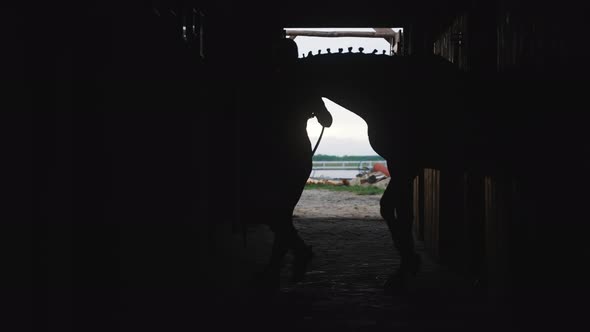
left=433, top=14, right=468, bottom=70
left=417, top=169, right=441, bottom=261
left=420, top=1, right=590, bottom=304
left=484, top=176, right=512, bottom=296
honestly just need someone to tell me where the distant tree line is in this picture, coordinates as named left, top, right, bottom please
left=312, top=154, right=385, bottom=161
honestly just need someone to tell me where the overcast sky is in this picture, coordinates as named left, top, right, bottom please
left=287, top=28, right=400, bottom=156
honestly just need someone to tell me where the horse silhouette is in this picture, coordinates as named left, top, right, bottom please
left=239, top=41, right=471, bottom=292
left=299, top=50, right=471, bottom=289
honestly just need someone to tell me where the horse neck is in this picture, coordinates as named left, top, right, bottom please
left=320, top=91, right=372, bottom=120
left=303, top=55, right=398, bottom=122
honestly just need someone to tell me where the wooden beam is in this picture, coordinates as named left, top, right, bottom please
left=373, top=28, right=399, bottom=45
left=285, top=30, right=397, bottom=39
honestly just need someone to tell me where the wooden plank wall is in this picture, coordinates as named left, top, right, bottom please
left=463, top=172, right=486, bottom=280
left=422, top=168, right=441, bottom=261
left=413, top=175, right=424, bottom=241
left=415, top=167, right=494, bottom=283
left=484, top=176, right=512, bottom=297
left=433, top=14, right=468, bottom=70
left=437, top=170, right=466, bottom=269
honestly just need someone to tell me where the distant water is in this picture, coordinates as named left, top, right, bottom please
left=309, top=169, right=364, bottom=180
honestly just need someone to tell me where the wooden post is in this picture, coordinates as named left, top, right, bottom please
left=413, top=175, right=421, bottom=240
left=423, top=168, right=441, bottom=261
left=413, top=170, right=425, bottom=241
left=398, top=30, right=405, bottom=56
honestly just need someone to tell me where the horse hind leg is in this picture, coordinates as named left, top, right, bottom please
left=380, top=172, right=421, bottom=289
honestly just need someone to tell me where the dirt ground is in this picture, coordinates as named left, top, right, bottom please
left=213, top=189, right=492, bottom=331
left=293, top=188, right=383, bottom=220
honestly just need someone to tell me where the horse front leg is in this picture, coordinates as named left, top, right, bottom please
left=380, top=164, right=421, bottom=290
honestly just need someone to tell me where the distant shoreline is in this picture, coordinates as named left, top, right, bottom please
left=312, top=154, right=384, bottom=162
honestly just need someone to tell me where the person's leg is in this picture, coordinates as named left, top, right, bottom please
left=253, top=213, right=294, bottom=292
left=262, top=146, right=314, bottom=286
left=265, top=212, right=312, bottom=283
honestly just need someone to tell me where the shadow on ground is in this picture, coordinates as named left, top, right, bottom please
left=208, top=217, right=508, bottom=332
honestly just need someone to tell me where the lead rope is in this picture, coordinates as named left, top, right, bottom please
left=312, top=126, right=326, bottom=157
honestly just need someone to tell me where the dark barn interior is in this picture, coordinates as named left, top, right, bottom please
left=7, top=0, right=590, bottom=331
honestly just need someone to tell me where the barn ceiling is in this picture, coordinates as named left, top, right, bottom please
left=220, top=0, right=468, bottom=27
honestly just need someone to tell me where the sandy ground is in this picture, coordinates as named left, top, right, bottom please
left=294, top=188, right=383, bottom=220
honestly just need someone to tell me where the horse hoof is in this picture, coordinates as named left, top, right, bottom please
left=291, top=245, right=314, bottom=283
left=252, top=266, right=281, bottom=291
left=384, top=254, right=421, bottom=293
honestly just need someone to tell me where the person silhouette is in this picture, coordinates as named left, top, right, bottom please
left=253, top=38, right=333, bottom=289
